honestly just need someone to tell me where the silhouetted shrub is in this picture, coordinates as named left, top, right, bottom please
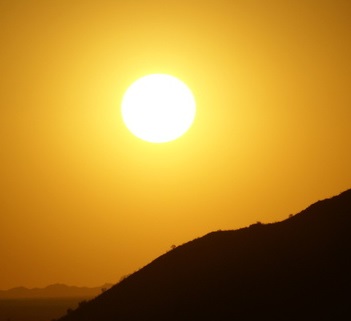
left=249, top=221, right=263, bottom=228
left=78, top=300, right=88, bottom=308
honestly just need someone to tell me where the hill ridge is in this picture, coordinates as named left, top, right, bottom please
left=58, top=188, right=351, bottom=321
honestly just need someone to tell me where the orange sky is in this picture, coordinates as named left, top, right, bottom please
left=1, top=0, right=350, bottom=290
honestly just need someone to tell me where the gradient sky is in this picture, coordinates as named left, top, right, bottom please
left=1, top=0, right=350, bottom=290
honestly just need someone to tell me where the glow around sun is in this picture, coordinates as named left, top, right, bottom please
left=121, top=74, right=196, bottom=143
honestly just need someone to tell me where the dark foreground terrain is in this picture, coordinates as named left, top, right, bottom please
left=0, top=297, right=87, bottom=321
left=54, top=189, right=351, bottom=321
left=0, top=284, right=112, bottom=321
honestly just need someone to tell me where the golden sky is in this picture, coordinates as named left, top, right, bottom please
left=1, top=0, right=350, bottom=289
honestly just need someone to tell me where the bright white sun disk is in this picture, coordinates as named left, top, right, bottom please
left=121, top=74, right=196, bottom=143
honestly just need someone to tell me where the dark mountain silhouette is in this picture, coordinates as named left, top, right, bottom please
left=58, top=189, right=351, bottom=320
left=0, top=284, right=112, bottom=299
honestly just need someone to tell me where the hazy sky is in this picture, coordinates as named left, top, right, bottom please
left=1, top=0, right=350, bottom=290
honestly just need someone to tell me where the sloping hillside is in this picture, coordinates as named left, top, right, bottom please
left=58, top=189, right=351, bottom=321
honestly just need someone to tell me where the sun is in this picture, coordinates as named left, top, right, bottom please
left=121, top=74, right=196, bottom=143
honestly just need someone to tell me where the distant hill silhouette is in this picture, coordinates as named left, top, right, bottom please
left=0, top=284, right=112, bottom=299
left=58, top=189, right=351, bottom=320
